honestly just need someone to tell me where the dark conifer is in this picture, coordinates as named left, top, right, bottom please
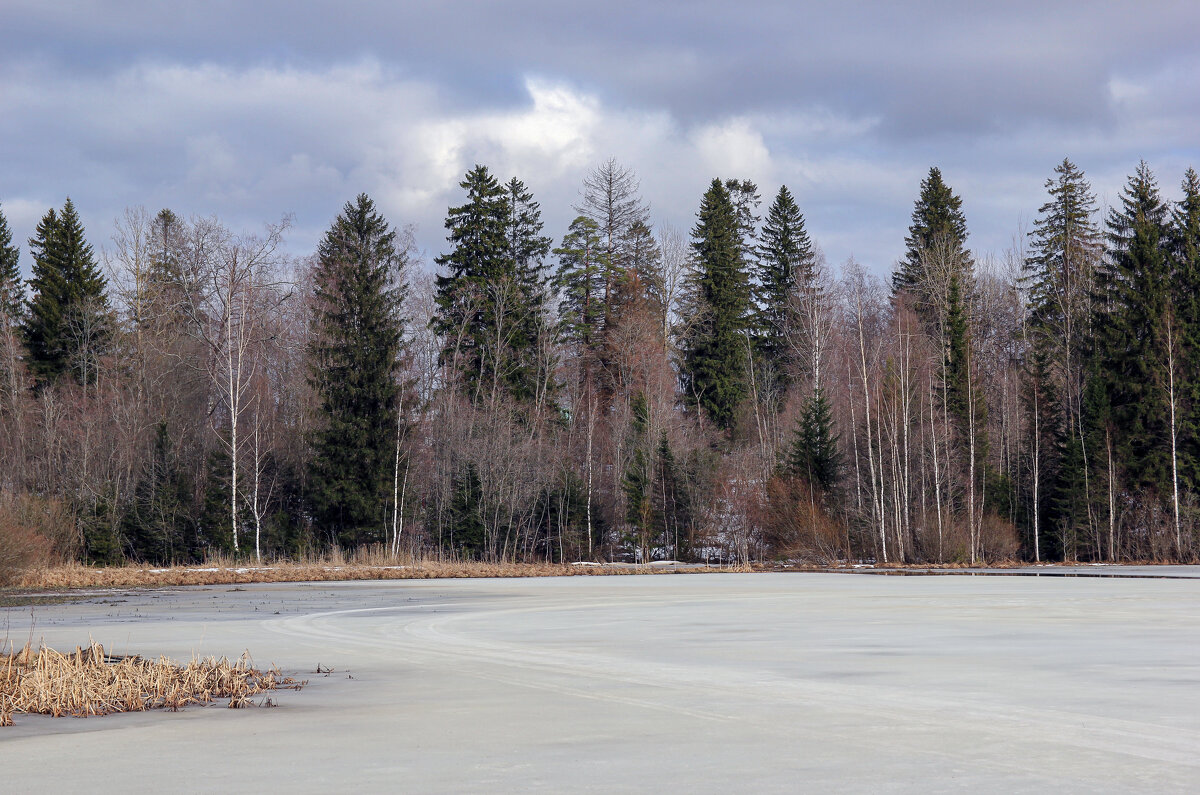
left=683, top=179, right=752, bottom=431
left=24, top=198, right=109, bottom=384
left=785, top=387, right=840, bottom=494
left=893, top=167, right=972, bottom=316
left=308, top=194, right=407, bottom=548
left=755, top=185, right=815, bottom=381
left=0, top=202, right=21, bottom=319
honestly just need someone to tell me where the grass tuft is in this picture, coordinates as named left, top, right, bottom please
left=0, top=641, right=303, bottom=726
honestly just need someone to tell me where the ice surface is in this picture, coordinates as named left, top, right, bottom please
left=3, top=572, right=1198, bottom=792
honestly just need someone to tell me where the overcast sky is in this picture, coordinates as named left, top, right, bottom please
left=2, top=1, right=1198, bottom=278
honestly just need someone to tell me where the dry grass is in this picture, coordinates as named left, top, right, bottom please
left=0, top=641, right=303, bottom=726
left=11, top=549, right=724, bottom=591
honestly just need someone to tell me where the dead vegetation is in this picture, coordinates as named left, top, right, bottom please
left=0, top=641, right=303, bottom=726
left=9, top=547, right=721, bottom=590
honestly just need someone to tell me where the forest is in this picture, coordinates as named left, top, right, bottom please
left=1, top=156, right=1198, bottom=568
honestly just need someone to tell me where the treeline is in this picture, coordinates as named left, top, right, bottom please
left=1, top=156, right=1198, bottom=567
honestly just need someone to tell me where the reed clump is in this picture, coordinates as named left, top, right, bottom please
left=0, top=642, right=303, bottom=726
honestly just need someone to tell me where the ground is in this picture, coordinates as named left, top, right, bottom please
left=3, top=571, right=1199, bottom=791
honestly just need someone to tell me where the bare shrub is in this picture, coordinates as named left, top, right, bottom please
left=0, top=492, right=76, bottom=586
left=763, top=476, right=845, bottom=564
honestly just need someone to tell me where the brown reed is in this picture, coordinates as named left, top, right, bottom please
left=0, top=641, right=304, bottom=726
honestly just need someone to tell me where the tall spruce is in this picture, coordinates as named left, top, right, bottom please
left=435, top=165, right=546, bottom=404
left=308, top=194, right=407, bottom=548
left=505, top=177, right=554, bottom=402
left=755, top=185, right=815, bottom=382
left=0, top=202, right=21, bottom=319
left=1023, top=158, right=1102, bottom=558
left=1098, top=162, right=1172, bottom=495
left=893, top=167, right=972, bottom=316
left=1174, top=168, right=1200, bottom=490
left=683, top=179, right=752, bottom=430
left=785, top=387, right=840, bottom=494
left=554, top=216, right=607, bottom=350
left=24, top=198, right=109, bottom=384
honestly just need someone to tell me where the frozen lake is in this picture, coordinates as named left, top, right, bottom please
left=3, top=572, right=1199, bottom=791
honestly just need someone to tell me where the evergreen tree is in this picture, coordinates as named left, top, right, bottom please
left=308, top=194, right=406, bottom=548
left=624, top=219, right=664, bottom=315
left=1098, top=162, right=1173, bottom=495
left=892, top=167, right=972, bottom=317
left=1023, top=158, right=1102, bottom=558
left=0, top=202, right=22, bottom=319
left=724, top=178, right=762, bottom=268
left=445, top=463, right=486, bottom=558
left=652, top=432, right=693, bottom=560
left=785, top=387, right=841, bottom=494
left=754, top=185, right=815, bottom=380
left=505, top=177, right=554, bottom=402
left=1172, top=168, right=1200, bottom=490
left=24, top=198, right=109, bottom=383
left=121, top=422, right=195, bottom=563
left=621, top=392, right=654, bottom=560
left=435, top=165, right=546, bottom=404
left=683, top=179, right=752, bottom=431
left=554, top=215, right=607, bottom=349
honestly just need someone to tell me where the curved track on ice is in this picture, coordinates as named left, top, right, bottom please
left=3, top=573, right=1199, bottom=791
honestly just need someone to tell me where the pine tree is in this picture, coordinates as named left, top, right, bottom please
left=445, top=463, right=486, bottom=558
left=308, top=194, right=407, bottom=548
left=435, top=165, right=546, bottom=404
left=24, top=198, right=109, bottom=384
left=1172, top=168, right=1200, bottom=490
left=683, top=179, right=752, bottom=431
left=724, top=178, right=762, bottom=268
left=505, top=177, right=554, bottom=402
left=755, top=185, right=815, bottom=381
left=785, top=387, right=841, bottom=494
left=554, top=215, right=607, bottom=349
left=624, top=219, right=664, bottom=315
left=621, top=392, right=654, bottom=560
left=893, top=167, right=972, bottom=318
left=1098, top=162, right=1172, bottom=495
left=652, top=432, right=693, bottom=560
left=0, top=202, right=22, bottom=319
left=1023, top=159, right=1102, bottom=558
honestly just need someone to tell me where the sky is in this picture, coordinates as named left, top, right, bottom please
left=2, top=1, right=1199, bottom=278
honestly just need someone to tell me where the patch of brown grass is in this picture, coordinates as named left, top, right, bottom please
left=12, top=552, right=725, bottom=591
left=0, top=642, right=303, bottom=726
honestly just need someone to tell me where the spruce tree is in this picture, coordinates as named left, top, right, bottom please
left=435, top=165, right=546, bottom=404
left=755, top=185, right=815, bottom=381
left=1023, top=159, right=1102, bottom=558
left=652, top=432, right=692, bottom=560
left=1172, top=168, right=1200, bottom=490
left=308, top=194, right=406, bottom=548
left=24, top=198, right=109, bottom=383
left=0, top=202, right=21, bottom=319
left=1098, top=162, right=1173, bottom=495
left=554, top=215, right=607, bottom=349
left=683, top=179, right=752, bottom=431
left=505, top=177, right=554, bottom=402
left=445, top=463, right=486, bottom=558
left=893, top=167, right=973, bottom=336
left=621, top=392, right=654, bottom=561
left=724, top=178, right=762, bottom=268
left=785, top=387, right=840, bottom=494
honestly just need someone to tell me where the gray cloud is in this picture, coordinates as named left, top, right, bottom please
left=1, top=1, right=1198, bottom=278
